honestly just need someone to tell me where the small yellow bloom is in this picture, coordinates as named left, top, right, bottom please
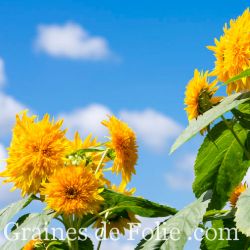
left=94, top=211, right=140, bottom=238
left=184, top=69, right=220, bottom=121
left=69, top=132, right=108, bottom=170
left=93, top=182, right=139, bottom=238
left=23, top=239, right=42, bottom=250
left=41, top=166, right=103, bottom=216
left=1, top=112, right=69, bottom=196
left=111, top=181, right=136, bottom=196
left=229, top=182, right=248, bottom=207
left=102, top=116, right=138, bottom=183
left=208, top=8, right=250, bottom=94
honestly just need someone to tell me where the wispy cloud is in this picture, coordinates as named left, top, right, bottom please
left=35, top=22, right=113, bottom=60
left=165, top=154, right=196, bottom=191
left=0, top=92, right=26, bottom=139
left=0, top=143, right=20, bottom=205
left=120, top=109, right=182, bottom=151
left=59, top=104, right=182, bottom=152
left=59, top=104, right=112, bottom=138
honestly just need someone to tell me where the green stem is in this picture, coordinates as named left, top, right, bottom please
left=203, top=209, right=230, bottom=222
left=97, top=238, right=103, bottom=250
left=83, top=204, right=177, bottom=228
left=95, top=149, right=109, bottom=174
left=63, top=215, right=79, bottom=250
left=221, top=115, right=250, bottom=160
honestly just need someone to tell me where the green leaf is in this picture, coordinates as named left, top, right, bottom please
left=11, top=213, right=30, bottom=232
left=70, top=146, right=106, bottom=155
left=200, top=220, right=229, bottom=250
left=101, top=189, right=177, bottom=218
left=170, top=92, right=250, bottom=154
left=78, top=237, right=94, bottom=250
left=225, top=68, right=250, bottom=85
left=193, top=121, right=250, bottom=209
left=235, top=188, right=250, bottom=236
left=201, top=219, right=250, bottom=250
left=0, top=196, right=33, bottom=231
left=232, top=101, right=250, bottom=130
left=136, top=191, right=211, bottom=250
left=1, top=211, right=54, bottom=250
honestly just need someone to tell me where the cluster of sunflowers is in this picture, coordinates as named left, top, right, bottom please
left=2, top=7, right=250, bottom=250
left=184, top=8, right=250, bottom=121
left=1, top=112, right=140, bottom=249
left=184, top=9, right=250, bottom=206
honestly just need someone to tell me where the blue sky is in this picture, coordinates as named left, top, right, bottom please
left=0, top=1, right=249, bottom=249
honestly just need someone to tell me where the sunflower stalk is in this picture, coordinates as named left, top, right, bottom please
left=95, top=149, right=109, bottom=174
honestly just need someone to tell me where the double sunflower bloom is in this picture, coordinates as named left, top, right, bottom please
left=0, top=112, right=139, bottom=240
left=184, top=8, right=250, bottom=211
left=185, top=8, right=250, bottom=121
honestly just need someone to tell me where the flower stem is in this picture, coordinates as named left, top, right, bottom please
left=221, top=115, right=250, bottom=160
left=97, top=238, right=103, bottom=250
left=95, top=149, right=109, bottom=174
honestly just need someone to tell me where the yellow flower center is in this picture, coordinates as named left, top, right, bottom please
left=65, top=186, right=79, bottom=199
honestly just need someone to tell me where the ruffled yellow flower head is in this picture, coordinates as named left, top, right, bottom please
left=41, top=166, right=103, bottom=216
left=184, top=69, right=220, bottom=120
left=102, top=116, right=138, bottom=183
left=23, top=239, right=42, bottom=250
left=208, top=8, right=250, bottom=94
left=1, top=112, right=69, bottom=196
left=93, top=182, right=140, bottom=238
left=69, top=132, right=108, bottom=169
left=229, top=182, right=248, bottom=207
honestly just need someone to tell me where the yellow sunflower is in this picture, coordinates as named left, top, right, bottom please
left=41, top=166, right=103, bottom=216
left=1, top=112, right=70, bottom=196
left=23, top=239, right=42, bottom=250
left=93, top=182, right=139, bottom=238
left=229, top=182, right=248, bottom=207
left=102, top=116, right=138, bottom=183
left=208, top=8, right=250, bottom=94
left=184, top=69, right=221, bottom=120
left=68, top=132, right=108, bottom=170
left=94, top=211, right=140, bottom=238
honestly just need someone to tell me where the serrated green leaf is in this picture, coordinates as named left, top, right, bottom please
left=170, top=92, right=250, bottom=154
left=78, top=237, right=94, bottom=250
left=11, top=213, right=30, bottom=232
left=200, top=220, right=229, bottom=250
left=235, top=188, right=250, bottom=237
left=0, top=196, right=33, bottom=231
left=232, top=101, right=250, bottom=130
left=101, top=189, right=177, bottom=218
left=1, top=211, right=54, bottom=250
left=225, top=68, right=250, bottom=85
left=201, top=219, right=250, bottom=250
left=193, top=121, right=250, bottom=209
left=136, top=191, right=211, bottom=250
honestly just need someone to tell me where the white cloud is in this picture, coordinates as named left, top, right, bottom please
left=0, top=144, right=7, bottom=172
left=0, top=92, right=26, bottom=138
left=165, top=153, right=196, bottom=191
left=35, top=22, right=112, bottom=60
left=60, top=105, right=182, bottom=151
left=0, top=58, right=6, bottom=87
left=102, top=241, right=134, bottom=250
left=59, top=104, right=112, bottom=139
left=120, top=109, right=182, bottom=151
left=0, top=143, right=20, bottom=205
